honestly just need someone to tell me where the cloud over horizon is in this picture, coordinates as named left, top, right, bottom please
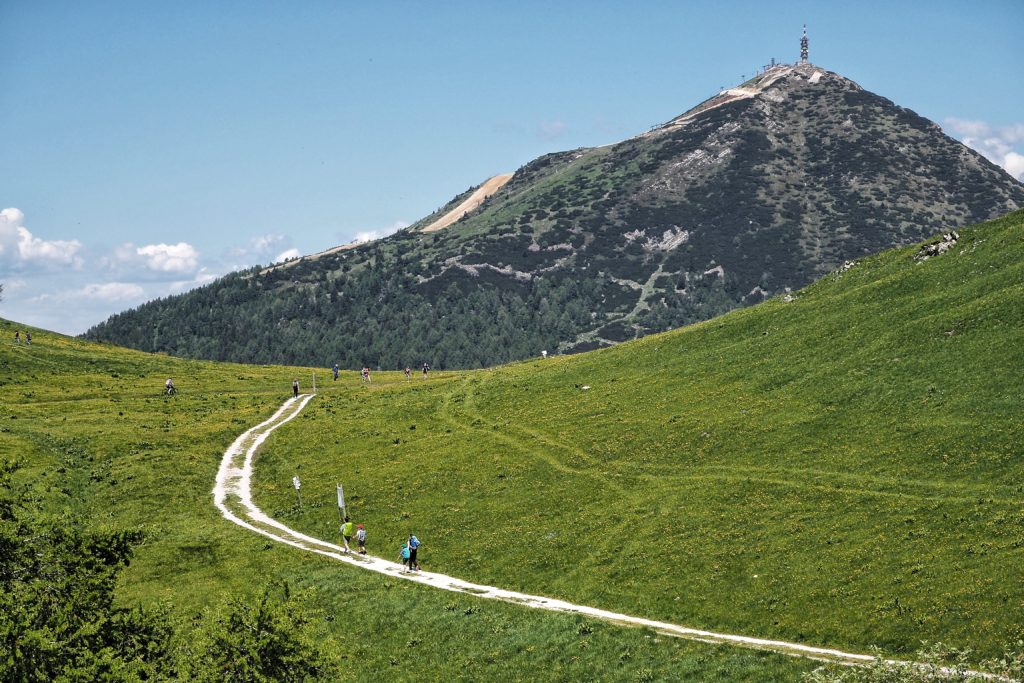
left=0, top=207, right=84, bottom=269
left=0, top=208, right=218, bottom=334
left=353, top=220, right=409, bottom=244
left=944, top=117, right=1024, bottom=181
left=226, top=234, right=299, bottom=269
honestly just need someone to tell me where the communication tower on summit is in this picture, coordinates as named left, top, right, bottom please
left=800, top=25, right=809, bottom=64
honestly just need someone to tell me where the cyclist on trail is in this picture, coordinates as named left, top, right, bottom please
left=165, top=378, right=176, bottom=395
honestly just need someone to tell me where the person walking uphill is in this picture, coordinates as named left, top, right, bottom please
left=356, top=524, right=367, bottom=555
left=341, top=516, right=355, bottom=553
left=292, top=379, right=299, bottom=397
left=398, top=541, right=410, bottom=571
left=333, top=363, right=340, bottom=381
left=408, top=534, right=421, bottom=571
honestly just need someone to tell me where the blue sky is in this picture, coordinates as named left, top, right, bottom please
left=2, top=1, right=1022, bottom=334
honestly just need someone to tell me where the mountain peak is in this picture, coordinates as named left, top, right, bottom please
left=86, top=57, right=1024, bottom=368
left=655, top=62, right=858, bottom=134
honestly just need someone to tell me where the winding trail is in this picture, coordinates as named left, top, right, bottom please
left=213, top=395, right=996, bottom=676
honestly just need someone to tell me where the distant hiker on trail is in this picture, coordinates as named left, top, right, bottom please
left=408, top=534, right=421, bottom=571
left=341, top=516, right=355, bottom=553
left=292, top=379, right=299, bottom=397
left=398, top=541, right=411, bottom=570
left=404, top=366, right=411, bottom=380
left=14, top=331, right=20, bottom=344
left=333, top=364, right=340, bottom=381
left=165, top=378, right=176, bottom=395
left=24, top=332, right=31, bottom=346
left=356, top=524, right=367, bottom=554
left=541, top=350, right=548, bottom=359
left=422, top=362, right=430, bottom=377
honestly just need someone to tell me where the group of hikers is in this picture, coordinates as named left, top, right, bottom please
left=163, top=362, right=434, bottom=400
left=340, top=516, right=422, bottom=572
left=12, top=330, right=31, bottom=345
left=327, top=362, right=431, bottom=383
left=339, top=516, right=368, bottom=555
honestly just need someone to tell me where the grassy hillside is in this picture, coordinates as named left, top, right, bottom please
left=253, top=209, right=1024, bottom=662
left=0, top=322, right=811, bottom=678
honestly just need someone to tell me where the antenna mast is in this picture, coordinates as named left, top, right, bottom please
left=800, top=24, right=809, bottom=64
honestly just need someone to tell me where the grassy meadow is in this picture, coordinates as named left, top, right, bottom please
left=0, top=323, right=812, bottom=678
left=253, top=209, right=1024, bottom=662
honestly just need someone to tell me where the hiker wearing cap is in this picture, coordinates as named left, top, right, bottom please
left=356, top=524, right=367, bottom=554
left=398, top=541, right=410, bottom=570
left=341, top=516, right=355, bottom=553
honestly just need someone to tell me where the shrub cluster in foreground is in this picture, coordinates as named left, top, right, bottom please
left=0, top=462, right=335, bottom=681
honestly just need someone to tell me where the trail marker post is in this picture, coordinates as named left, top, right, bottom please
left=312, top=372, right=316, bottom=394
left=292, top=475, right=302, bottom=507
left=336, top=483, right=346, bottom=524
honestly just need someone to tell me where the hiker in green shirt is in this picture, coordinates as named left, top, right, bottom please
left=341, top=517, right=355, bottom=553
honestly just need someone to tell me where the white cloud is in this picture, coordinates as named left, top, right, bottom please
left=944, top=117, right=1024, bottom=181
left=227, top=234, right=297, bottom=268
left=1005, top=152, right=1024, bottom=180
left=538, top=120, right=568, bottom=140
left=353, top=220, right=409, bottom=244
left=136, top=242, right=200, bottom=273
left=26, top=282, right=145, bottom=303
left=3, top=278, right=27, bottom=294
left=274, top=248, right=301, bottom=262
left=0, top=207, right=84, bottom=268
left=79, top=282, right=146, bottom=301
left=106, top=240, right=201, bottom=276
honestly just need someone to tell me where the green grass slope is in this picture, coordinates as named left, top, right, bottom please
left=254, top=209, right=1024, bottom=661
left=0, top=323, right=811, bottom=679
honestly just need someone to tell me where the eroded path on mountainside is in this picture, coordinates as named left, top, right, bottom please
left=212, top=394, right=993, bottom=676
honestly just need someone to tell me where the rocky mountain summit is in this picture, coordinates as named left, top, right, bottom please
left=85, top=63, right=1024, bottom=368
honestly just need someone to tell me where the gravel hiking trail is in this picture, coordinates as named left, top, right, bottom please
left=213, top=394, right=997, bottom=677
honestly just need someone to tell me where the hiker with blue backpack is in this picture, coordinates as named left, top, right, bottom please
left=408, top=534, right=421, bottom=571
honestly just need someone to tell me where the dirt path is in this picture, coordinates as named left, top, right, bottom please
left=213, top=395, right=996, bottom=677
left=422, top=173, right=514, bottom=232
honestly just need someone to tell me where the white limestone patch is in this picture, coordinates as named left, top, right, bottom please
left=645, top=227, right=690, bottom=251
